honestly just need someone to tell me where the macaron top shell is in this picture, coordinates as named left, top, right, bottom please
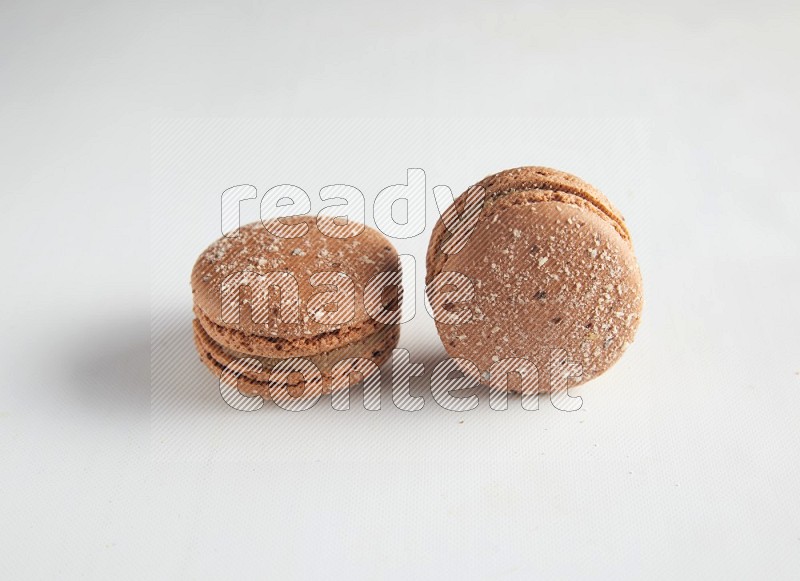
left=191, top=217, right=400, bottom=356
left=427, top=166, right=629, bottom=286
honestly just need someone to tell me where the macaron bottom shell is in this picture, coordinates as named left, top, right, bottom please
left=193, top=319, right=399, bottom=398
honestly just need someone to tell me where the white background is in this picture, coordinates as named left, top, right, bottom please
left=2, top=1, right=799, bottom=579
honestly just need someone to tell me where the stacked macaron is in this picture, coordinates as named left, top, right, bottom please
left=191, top=216, right=401, bottom=396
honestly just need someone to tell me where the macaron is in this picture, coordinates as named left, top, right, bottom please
left=426, top=166, right=643, bottom=390
left=191, top=217, right=401, bottom=397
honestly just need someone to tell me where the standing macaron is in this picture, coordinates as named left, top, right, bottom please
left=192, top=216, right=401, bottom=397
left=426, top=167, right=643, bottom=390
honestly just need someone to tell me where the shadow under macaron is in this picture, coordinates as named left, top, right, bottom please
left=66, top=310, right=152, bottom=419
left=66, top=305, right=576, bottom=422
left=67, top=306, right=222, bottom=419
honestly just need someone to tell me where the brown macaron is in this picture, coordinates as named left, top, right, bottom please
left=191, top=216, right=401, bottom=397
left=426, top=166, right=643, bottom=391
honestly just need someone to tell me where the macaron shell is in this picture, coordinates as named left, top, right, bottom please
left=467, top=166, right=628, bottom=237
left=430, top=196, right=642, bottom=389
left=191, top=217, right=400, bottom=341
left=426, top=166, right=630, bottom=287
